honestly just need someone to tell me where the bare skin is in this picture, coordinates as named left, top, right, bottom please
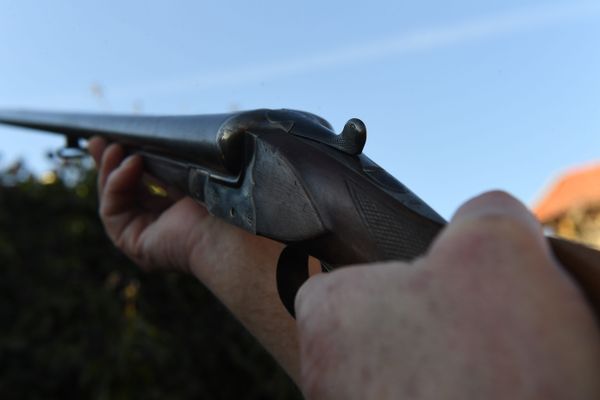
left=88, top=138, right=301, bottom=380
left=89, top=137, right=600, bottom=398
left=296, top=192, right=600, bottom=399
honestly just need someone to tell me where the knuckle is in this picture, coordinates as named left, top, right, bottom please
left=296, top=268, right=369, bottom=335
left=488, top=214, right=541, bottom=248
left=469, top=213, right=538, bottom=242
left=114, top=231, right=150, bottom=269
left=295, top=267, right=363, bottom=321
left=478, top=189, right=518, bottom=204
left=434, top=214, right=545, bottom=266
left=295, top=274, right=332, bottom=326
left=460, top=190, right=522, bottom=214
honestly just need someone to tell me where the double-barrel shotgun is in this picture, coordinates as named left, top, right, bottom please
left=1, top=108, right=599, bottom=316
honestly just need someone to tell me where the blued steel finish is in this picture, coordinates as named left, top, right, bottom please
left=0, top=109, right=261, bottom=177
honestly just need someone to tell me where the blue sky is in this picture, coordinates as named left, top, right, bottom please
left=0, top=0, right=598, bottom=218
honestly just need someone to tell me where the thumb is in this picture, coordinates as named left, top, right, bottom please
left=440, top=190, right=549, bottom=254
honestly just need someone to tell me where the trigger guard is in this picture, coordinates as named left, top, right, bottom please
left=276, top=246, right=310, bottom=318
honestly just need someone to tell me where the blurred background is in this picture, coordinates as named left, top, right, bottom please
left=0, top=0, right=598, bottom=398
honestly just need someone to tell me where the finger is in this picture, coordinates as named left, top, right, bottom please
left=100, top=154, right=155, bottom=251
left=101, top=154, right=145, bottom=217
left=98, top=143, right=126, bottom=195
left=431, top=190, right=551, bottom=264
left=87, top=136, right=107, bottom=167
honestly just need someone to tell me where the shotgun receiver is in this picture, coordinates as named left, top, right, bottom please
left=1, top=108, right=599, bottom=316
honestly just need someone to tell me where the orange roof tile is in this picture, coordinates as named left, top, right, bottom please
left=533, top=163, right=600, bottom=222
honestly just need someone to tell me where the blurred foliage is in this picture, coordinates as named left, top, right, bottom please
left=0, top=159, right=301, bottom=399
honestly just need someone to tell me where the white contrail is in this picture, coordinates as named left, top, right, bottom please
left=106, top=1, right=599, bottom=98
left=7, top=1, right=596, bottom=108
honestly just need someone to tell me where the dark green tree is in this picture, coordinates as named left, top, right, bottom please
left=0, top=159, right=301, bottom=399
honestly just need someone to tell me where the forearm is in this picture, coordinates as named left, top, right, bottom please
left=187, top=216, right=301, bottom=382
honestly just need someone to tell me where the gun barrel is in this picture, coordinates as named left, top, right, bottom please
left=0, top=109, right=251, bottom=175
